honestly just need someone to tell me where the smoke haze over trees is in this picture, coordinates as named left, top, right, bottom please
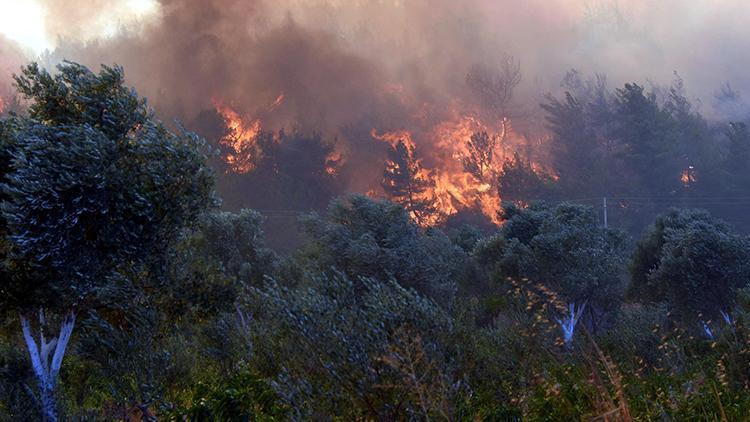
left=2, top=1, right=750, bottom=236
left=2, top=1, right=750, bottom=419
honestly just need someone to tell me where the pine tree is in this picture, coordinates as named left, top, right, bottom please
left=462, top=131, right=500, bottom=180
left=381, top=140, right=436, bottom=226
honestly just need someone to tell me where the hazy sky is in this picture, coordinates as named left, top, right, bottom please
left=2, top=0, right=750, bottom=120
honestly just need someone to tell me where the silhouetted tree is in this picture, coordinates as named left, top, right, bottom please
left=498, top=152, right=556, bottom=205
left=381, top=140, right=436, bottom=226
left=466, top=56, right=521, bottom=119
left=462, top=131, right=499, bottom=180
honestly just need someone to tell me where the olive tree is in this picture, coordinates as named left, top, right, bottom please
left=475, top=202, right=628, bottom=345
left=0, top=62, right=214, bottom=420
left=630, top=209, right=750, bottom=332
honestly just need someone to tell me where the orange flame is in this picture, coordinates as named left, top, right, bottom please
left=326, top=150, right=343, bottom=176
left=372, top=101, right=555, bottom=226
left=681, top=165, right=696, bottom=186
left=213, top=100, right=262, bottom=173
left=269, top=93, right=285, bottom=111
left=371, top=128, right=417, bottom=151
left=373, top=112, right=508, bottom=226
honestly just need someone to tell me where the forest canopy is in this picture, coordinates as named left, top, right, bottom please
left=1, top=55, right=750, bottom=420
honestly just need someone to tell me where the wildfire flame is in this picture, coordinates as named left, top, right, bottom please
left=371, top=108, right=511, bottom=226
left=326, top=150, right=343, bottom=176
left=269, top=93, right=285, bottom=111
left=213, top=91, right=551, bottom=227
left=370, top=128, right=417, bottom=151
left=213, top=100, right=262, bottom=173
left=681, top=165, right=696, bottom=186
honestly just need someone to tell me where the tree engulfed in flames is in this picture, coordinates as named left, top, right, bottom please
left=373, top=129, right=440, bottom=226
left=212, top=90, right=552, bottom=227
left=372, top=108, right=517, bottom=226
left=213, top=100, right=262, bottom=173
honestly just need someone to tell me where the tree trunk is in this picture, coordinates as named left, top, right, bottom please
left=20, top=310, right=76, bottom=422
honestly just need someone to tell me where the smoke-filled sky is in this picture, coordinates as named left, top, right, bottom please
left=2, top=0, right=750, bottom=125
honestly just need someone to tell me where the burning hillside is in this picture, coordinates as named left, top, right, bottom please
left=210, top=85, right=551, bottom=226
left=2, top=0, right=749, bottom=232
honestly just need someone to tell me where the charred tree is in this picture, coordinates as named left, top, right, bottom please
left=466, top=56, right=521, bottom=119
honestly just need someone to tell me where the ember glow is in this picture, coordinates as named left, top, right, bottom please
left=681, top=165, right=697, bottom=187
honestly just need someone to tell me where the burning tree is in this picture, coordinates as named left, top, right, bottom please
left=498, top=152, right=557, bottom=205
left=381, top=139, right=437, bottom=226
left=461, top=131, right=500, bottom=180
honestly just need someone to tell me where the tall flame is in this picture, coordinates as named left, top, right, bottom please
left=371, top=128, right=417, bottom=151
left=213, top=100, right=262, bottom=173
left=372, top=111, right=508, bottom=226
left=213, top=91, right=551, bottom=227
left=371, top=103, right=553, bottom=227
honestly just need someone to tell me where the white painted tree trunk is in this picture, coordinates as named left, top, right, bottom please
left=556, top=302, right=586, bottom=348
left=20, top=311, right=76, bottom=422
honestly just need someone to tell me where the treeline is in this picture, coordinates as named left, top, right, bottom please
left=535, top=71, right=750, bottom=232
left=1, top=63, right=749, bottom=420
left=209, top=69, right=750, bottom=238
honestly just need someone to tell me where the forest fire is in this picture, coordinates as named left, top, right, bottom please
left=370, top=109, right=512, bottom=226
left=212, top=88, right=542, bottom=227
left=6, top=3, right=750, bottom=419
left=213, top=100, right=262, bottom=173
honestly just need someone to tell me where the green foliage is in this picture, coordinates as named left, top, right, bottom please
left=167, top=369, right=286, bottom=421
left=2, top=61, right=750, bottom=420
left=300, top=195, right=467, bottom=301
left=0, top=338, right=37, bottom=420
left=630, top=209, right=750, bottom=322
left=163, top=209, right=277, bottom=321
left=1, top=61, right=215, bottom=312
left=243, top=272, right=459, bottom=419
left=476, top=202, right=628, bottom=324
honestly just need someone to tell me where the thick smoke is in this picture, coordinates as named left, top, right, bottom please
left=4, top=1, right=750, bottom=117
left=3, top=0, right=750, bottom=191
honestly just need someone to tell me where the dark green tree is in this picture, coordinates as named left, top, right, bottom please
left=629, top=209, right=750, bottom=327
left=612, top=83, right=679, bottom=196
left=220, top=130, right=341, bottom=213
left=164, top=209, right=277, bottom=321
left=541, top=72, right=613, bottom=200
left=475, top=202, right=628, bottom=342
left=723, top=122, right=750, bottom=195
left=300, top=195, right=467, bottom=302
left=381, top=140, right=437, bottom=226
left=0, top=62, right=214, bottom=420
left=497, top=152, right=556, bottom=205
